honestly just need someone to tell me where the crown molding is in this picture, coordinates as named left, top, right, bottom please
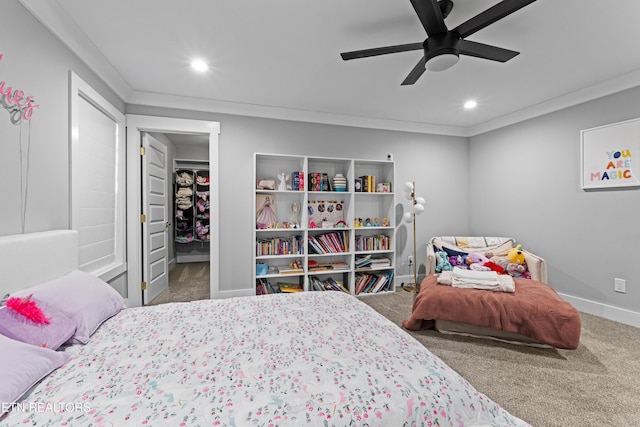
left=468, top=68, right=640, bottom=136
left=19, top=0, right=640, bottom=139
left=127, top=90, right=469, bottom=137
left=19, top=0, right=132, bottom=101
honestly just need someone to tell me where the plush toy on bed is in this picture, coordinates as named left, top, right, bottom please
left=435, top=251, right=453, bottom=273
left=448, top=255, right=465, bottom=268
left=492, top=255, right=531, bottom=279
left=506, top=262, right=531, bottom=279
left=466, top=252, right=491, bottom=271
left=507, top=244, right=526, bottom=265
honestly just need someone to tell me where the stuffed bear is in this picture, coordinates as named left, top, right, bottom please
left=435, top=251, right=453, bottom=273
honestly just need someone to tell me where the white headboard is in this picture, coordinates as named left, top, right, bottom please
left=0, top=230, right=79, bottom=296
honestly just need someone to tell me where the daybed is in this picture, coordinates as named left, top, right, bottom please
left=0, top=230, right=529, bottom=426
left=403, top=236, right=581, bottom=349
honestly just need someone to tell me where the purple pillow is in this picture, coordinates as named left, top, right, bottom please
left=0, top=334, right=70, bottom=410
left=0, top=299, right=77, bottom=350
left=13, top=270, right=125, bottom=344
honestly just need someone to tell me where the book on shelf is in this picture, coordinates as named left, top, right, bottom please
left=278, top=259, right=303, bottom=274
left=292, top=171, right=305, bottom=191
left=355, top=254, right=372, bottom=269
left=307, top=260, right=350, bottom=272
left=256, top=278, right=279, bottom=295
left=370, top=256, right=391, bottom=267
left=308, top=231, right=348, bottom=254
left=278, top=282, right=303, bottom=293
left=309, top=275, right=349, bottom=293
left=309, top=172, right=322, bottom=191
left=359, top=175, right=377, bottom=193
left=355, top=271, right=393, bottom=295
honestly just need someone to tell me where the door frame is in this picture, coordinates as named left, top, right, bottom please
left=126, top=115, right=220, bottom=308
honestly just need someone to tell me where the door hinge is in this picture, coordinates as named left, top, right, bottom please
left=141, top=281, right=147, bottom=291
left=140, top=146, right=145, bottom=155
left=140, top=214, right=146, bottom=223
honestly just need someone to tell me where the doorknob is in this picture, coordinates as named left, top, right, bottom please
left=165, top=221, right=171, bottom=229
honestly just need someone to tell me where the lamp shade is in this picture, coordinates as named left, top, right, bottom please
left=403, top=182, right=414, bottom=193
left=415, top=196, right=426, bottom=205
left=403, top=212, right=413, bottom=223
left=414, top=203, right=425, bottom=215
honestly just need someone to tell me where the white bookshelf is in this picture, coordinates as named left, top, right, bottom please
left=253, top=153, right=395, bottom=295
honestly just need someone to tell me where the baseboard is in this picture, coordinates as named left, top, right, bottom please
left=558, top=292, right=640, bottom=328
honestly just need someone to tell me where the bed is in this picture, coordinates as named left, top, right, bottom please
left=0, top=230, right=529, bottom=426
left=403, top=236, right=581, bottom=349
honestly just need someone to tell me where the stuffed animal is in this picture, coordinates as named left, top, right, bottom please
left=435, top=251, right=453, bottom=273
left=507, top=244, right=526, bottom=265
left=491, top=256, right=510, bottom=271
left=449, top=255, right=464, bottom=267
left=466, top=252, right=491, bottom=271
left=483, top=260, right=504, bottom=274
left=506, top=262, right=531, bottom=279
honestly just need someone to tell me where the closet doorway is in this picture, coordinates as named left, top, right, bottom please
left=125, top=115, right=220, bottom=308
left=150, top=132, right=210, bottom=305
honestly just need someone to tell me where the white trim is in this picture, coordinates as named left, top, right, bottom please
left=558, top=292, right=640, bottom=329
left=125, top=115, right=220, bottom=308
left=468, top=68, right=640, bottom=136
left=128, top=91, right=468, bottom=137
left=69, top=72, right=126, bottom=282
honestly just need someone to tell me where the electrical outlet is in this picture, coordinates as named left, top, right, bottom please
left=614, top=278, right=626, bottom=293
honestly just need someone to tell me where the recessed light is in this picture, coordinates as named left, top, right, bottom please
left=191, top=59, right=209, bottom=72
left=464, top=100, right=477, bottom=110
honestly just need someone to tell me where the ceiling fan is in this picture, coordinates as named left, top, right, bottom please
left=340, top=0, right=537, bottom=85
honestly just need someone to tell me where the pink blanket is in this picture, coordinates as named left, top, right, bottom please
left=402, top=274, right=581, bottom=349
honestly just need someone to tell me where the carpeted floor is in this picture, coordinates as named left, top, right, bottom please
left=147, top=262, right=210, bottom=305
left=359, top=288, right=640, bottom=427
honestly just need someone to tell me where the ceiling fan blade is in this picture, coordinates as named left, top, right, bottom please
left=458, top=40, right=519, bottom=62
left=401, top=57, right=427, bottom=85
left=341, top=42, right=423, bottom=61
left=453, top=0, right=537, bottom=39
left=410, top=0, right=448, bottom=36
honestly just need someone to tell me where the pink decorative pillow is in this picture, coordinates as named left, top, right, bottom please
left=0, top=299, right=77, bottom=350
left=13, top=270, right=125, bottom=345
left=0, top=334, right=70, bottom=411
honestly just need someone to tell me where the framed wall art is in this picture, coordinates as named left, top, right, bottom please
left=581, top=117, right=640, bottom=189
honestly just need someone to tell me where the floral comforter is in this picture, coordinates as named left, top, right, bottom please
left=2, top=291, right=528, bottom=426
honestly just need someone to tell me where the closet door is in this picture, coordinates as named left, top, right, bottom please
left=142, top=133, right=169, bottom=304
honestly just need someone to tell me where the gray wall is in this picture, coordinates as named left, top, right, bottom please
left=0, top=0, right=124, bottom=236
left=469, top=87, right=640, bottom=317
left=126, top=105, right=470, bottom=291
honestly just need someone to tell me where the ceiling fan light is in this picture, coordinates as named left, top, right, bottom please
left=425, top=53, right=459, bottom=72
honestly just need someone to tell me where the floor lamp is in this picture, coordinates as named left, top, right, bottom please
left=402, top=181, right=425, bottom=293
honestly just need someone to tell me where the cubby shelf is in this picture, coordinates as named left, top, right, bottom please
left=253, top=153, right=395, bottom=295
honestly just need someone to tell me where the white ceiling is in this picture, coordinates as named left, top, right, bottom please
left=21, top=0, right=640, bottom=136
